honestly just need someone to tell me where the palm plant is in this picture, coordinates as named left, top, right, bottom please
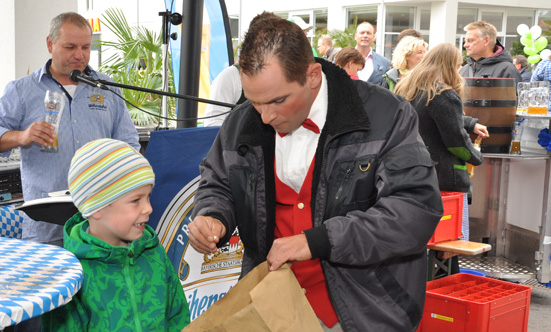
left=96, top=8, right=176, bottom=126
left=330, top=17, right=359, bottom=48
left=313, top=17, right=361, bottom=50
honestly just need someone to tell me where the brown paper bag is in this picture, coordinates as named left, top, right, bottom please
left=183, top=261, right=323, bottom=332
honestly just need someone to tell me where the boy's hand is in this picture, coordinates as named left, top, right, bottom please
left=189, top=216, right=226, bottom=254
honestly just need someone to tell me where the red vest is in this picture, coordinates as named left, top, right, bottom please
left=274, top=158, right=339, bottom=327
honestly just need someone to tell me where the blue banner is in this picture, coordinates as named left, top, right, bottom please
left=164, top=0, right=232, bottom=92
left=145, top=127, right=243, bottom=321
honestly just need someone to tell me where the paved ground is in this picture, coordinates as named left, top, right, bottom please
left=528, top=285, right=551, bottom=332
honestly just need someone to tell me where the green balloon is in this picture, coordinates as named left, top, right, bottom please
left=521, top=36, right=533, bottom=46
left=528, top=54, right=541, bottom=64
left=526, top=32, right=532, bottom=39
left=524, top=46, right=537, bottom=56
left=535, top=37, right=549, bottom=51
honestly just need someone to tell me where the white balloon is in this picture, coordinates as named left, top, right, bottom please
left=530, top=25, right=542, bottom=39
left=517, top=24, right=530, bottom=36
left=540, top=49, right=551, bottom=60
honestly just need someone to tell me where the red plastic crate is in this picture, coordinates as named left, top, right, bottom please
left=417, top=273, right=531, bottom=332
left=427, top=191, right=464, bottom=245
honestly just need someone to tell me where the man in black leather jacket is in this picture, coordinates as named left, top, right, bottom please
left=189, top=12, right=443, bottom=332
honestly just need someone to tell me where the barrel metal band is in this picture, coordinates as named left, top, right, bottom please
left=481, top=145, right=510, bottom=153
left=464, top=99, right=517, bottom=107
left=465, top=79, right=515, bottom=87
left=487, top=125, right=513, bottom=134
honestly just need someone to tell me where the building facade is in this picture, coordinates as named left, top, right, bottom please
left=1, top=0, right=550, bottom=92
left=226, top=0, right=551, bottom=60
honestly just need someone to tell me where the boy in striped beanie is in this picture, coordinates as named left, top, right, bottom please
left=43, top=138, right=190, bottom=331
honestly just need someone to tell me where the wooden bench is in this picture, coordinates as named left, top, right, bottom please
left=427, top=240, right=492, bottom=281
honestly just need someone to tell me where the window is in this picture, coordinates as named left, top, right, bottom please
left=347, top=6, right=378, bottom=28
left=481, top=12, right=503, bottom=32
left=385, top=6, right=425, bottom=59
left=229, top=16, right=240, bottom=51
left=504, top=9, right=534, bottom=52
left=386, top=6, right=415, bottom=33
left=538, top=10, right=551, bottom=32
left=91, top=34, right=101, bottom=70
left=457, top=8, right=477, bottom=34
left=314, top=9, right=328, bottom=35
left=507, top=10, right=534, bottom=35
left=420, top=9, right=430, bottom=31
left=277, top=10, right=327, bottom=49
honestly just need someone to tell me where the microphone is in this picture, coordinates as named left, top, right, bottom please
left=69, top=70, right=107, bottom=90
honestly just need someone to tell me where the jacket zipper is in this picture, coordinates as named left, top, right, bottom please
left=124, top=250, right=142, bottom=332
left=318, top=134, right=354, bottom=332
left=327, top=165, right=354, bottom=218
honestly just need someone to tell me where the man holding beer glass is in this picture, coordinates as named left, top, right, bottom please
left=0, top=13, right=138, bottom=245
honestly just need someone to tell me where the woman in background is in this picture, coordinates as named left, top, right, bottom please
left=334, top=46, right=365, bottom=80
left=395, top=43, right=486, bottom=276
left=383, top=36, right=428, bottom=91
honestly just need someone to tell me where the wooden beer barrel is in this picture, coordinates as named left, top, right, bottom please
left=463, top=77, right=517, bottom=153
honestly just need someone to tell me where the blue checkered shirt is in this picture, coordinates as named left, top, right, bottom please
left=531, top=58, right=551, bottom=111
left=0, top=60, right=139, bottom=243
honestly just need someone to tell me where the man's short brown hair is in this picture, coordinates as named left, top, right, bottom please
left=49, top=12, right=92, bottom=43
left=513, top=55, right=528, bottom=68
left=239, top=11, right=314, bottom=86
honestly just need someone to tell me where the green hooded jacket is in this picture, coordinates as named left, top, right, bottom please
left=42, top=213, right=190, bottom=331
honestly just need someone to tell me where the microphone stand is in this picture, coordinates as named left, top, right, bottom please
left=159, top=10, right=183, bottom=129
left=94, top=77, right=237, bottom=110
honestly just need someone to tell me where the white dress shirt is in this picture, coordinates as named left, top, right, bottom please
left=357, top=49, right=374, bottom=82
left=275, top=73, right=328, bottom=193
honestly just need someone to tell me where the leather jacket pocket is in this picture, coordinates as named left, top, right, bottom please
left=325, top=155, right=377, bottom=218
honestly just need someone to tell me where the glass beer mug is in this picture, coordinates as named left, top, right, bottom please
left=41, top=90, right=65, bottom=152
left=527, top=81, right=550, bottom=115
left=516, top=82, right=530, bottom=115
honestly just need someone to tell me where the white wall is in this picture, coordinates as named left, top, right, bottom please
left=0, top=0, right=77, bottom=94
left=0, top=0, right=77, bottom=93
left=0, top=0, right=16, bottom=93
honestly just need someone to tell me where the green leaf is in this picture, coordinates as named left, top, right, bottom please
left=96, top=8, right=176, bottom=126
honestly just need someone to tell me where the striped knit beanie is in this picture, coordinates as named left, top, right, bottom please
left=68, top=138, right=155, bottom=218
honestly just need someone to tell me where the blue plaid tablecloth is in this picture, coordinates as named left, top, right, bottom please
left=0, top=237, right=83, bottom=329
left=0, top=204, right=23, bottom=239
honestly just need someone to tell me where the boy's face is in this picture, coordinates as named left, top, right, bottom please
left=89, top=185, right=153, bottom=247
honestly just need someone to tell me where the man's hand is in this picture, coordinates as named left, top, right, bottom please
left=188, top=216, right=226, bottom=254
left=21, top=121, right=55, bottom=147
left=266, top=233, right=312, bottom=271
left=0, top=122, right=55, bottom=152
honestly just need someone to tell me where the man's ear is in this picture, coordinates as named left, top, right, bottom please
left=307, top=63, right=322, bottom=89
left=484, top=36, right=491, bottom=48
left=46, top=37, right=53, bottom=54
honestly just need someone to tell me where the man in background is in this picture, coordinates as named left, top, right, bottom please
left=460, top=21, right=521, bottom=84
left=203, top=64, right=243, bottom=127
left=513, top=55, right=532, bottom=82
left=354, top=22, right=390, bottom=85
left=317, top=35, right=340, bottom=62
